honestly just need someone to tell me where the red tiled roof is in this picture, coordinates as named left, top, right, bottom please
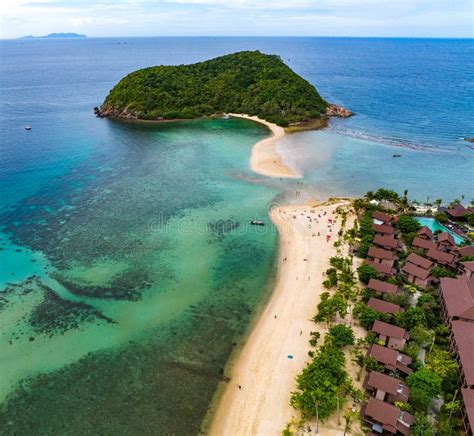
left=368, top=279, right=398, bottom=294
left=367, top=297, right=402, bottom=314
left=372, top=320, right=409, bottom=340
left=412, top=237, right=437, bottom=251
left=439, top=277, right=474, bottom=321
left=368, top=344, right=412, bottom=367
left=458, top=246, right=474, bottom=258
left=451, top=320, right=474, bottom=387
left=461, top=261, right=474, bottom=273
left=446, top=204, right=469, bottom=218
left=438, top=232, right=456, bottom=245
left=373, top=210, right=392, bottom=224
left=461, top=389, right=474, bottom=433
left=374, top=235, right=399, bottom=250
left=366, top=371, right=408, bottom=397
left=417, top=226, right=434, bottom=239
left=367, top=260, right=394, bottom=276
left=368, top=246, right=396, bottom=260
left=427, top=248, right=455, bottom=264
left=373, top=223, right=394, bottom=235
left=406, top=253, right=433, bottom=270
left=365, top=398, right=399, bottom=430
left=402, top=262, right=431, bottom=280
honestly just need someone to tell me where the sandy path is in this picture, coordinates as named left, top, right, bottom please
left=209, top=201, right=354, bottom=435
left=228, top=114, right=300, bottom=179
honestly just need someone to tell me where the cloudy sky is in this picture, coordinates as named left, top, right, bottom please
left=1, top=0, right=472, bottom=39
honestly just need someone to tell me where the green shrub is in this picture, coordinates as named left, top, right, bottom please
left=357, top=264, right=379, bottom=284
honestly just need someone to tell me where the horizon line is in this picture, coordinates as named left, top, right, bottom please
left=3, top=35, right=474, bottom=41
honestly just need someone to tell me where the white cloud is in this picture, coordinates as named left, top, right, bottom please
left=0, top=0, right=472, bottom=38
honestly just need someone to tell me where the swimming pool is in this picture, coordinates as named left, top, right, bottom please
left=415, top=217, right=465, bottom=245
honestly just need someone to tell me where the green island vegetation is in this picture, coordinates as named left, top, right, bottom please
left=98, top=51, right=331, bottom=126
left=284, top=190, right=473, bottom=435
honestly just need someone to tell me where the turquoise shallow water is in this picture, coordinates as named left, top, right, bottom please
left=0, top=37, right=473, bottom=433
left=415, top=217, right=464, bottom=245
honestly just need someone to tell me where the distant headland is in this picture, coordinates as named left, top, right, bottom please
left=19, top=33, right=87, bottom=39
left=97, top=50, right=352, bottom=128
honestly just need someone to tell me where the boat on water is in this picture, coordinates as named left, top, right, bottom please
left=393, top=154, right=401, bottom=157
left=251, top=220, right=265, bottom=226
left=222, top=114, right=232, bottom=120
left=24, top=126, right=32, bottom=130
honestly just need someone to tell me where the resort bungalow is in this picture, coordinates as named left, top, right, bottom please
left=373, top=223, right=395, bottom=237
left=426, top=248, right=457, bottom=267
left=363, top=371, right=410, bottom=404
left=461, top=388, right=474, bottom=436
left=445, top=204, right=470, bottom=221
left=368, top=247, right=398, bottom=266
left=371, top=320, right=410, bottom=351
left=402, top=253, right=434, bottom=289
left=367, top=260, right=396, bottom=277
left=373, top=211, right=393, bottom=225
left=450, top=320, right=474, bottom=389
left=411, top=237, right=437, bottom=252
left=368, top=279, right=398, bottom=295
left=367, top=344, right=412, bottom=375
left=458, top=245, right=474, bottom=259
left=367, top=298, right=404, bottom=315
left=417, top=226, right=434, bottom=240
left=437, top=232, right=457, bottom=252
left=438, top=276, right=474, bottom=325
left=361, top=398, right=413, bottom=435
left=374, top=235, right=401, bottom=251
left=460, top=262, right=474, bottom=280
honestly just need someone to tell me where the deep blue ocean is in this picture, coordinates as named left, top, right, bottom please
left=0, top=37, right=473, bottom=433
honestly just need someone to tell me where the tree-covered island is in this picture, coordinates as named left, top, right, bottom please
left=97, top=50, right=351, bottom=127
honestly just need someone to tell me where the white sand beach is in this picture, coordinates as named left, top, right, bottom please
left=229, top=114, right=300, bottom=179
left=209, top=200, right=360, bottom=436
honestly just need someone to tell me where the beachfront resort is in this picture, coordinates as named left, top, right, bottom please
left=280, top=189, right=474, bottom=436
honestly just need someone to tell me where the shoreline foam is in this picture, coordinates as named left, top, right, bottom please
left=208, top=200, right=353, bottom=435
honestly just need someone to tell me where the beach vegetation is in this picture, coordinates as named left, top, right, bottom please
left=100, top=51, right=329, bottom=126
left=313, top=292, right=347, bottom=323
left=407, top=368, right=442, bottom=412
left=434, top=211, right=448, bottom=223
left=430, top=266, right=457, bottom=278
left=327, top=324, right=355, bottom=347
left=356, top=263, right=378, bottom=284
left=396, top=215, right=421, bottom=234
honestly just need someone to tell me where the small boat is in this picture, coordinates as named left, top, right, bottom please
left=251, top=220, right=265, bottom=226
left=393, top=154, right=401, bottom=157
left=222, top=114, right=232, bottom=120
left=24, top=126, right=32, bottom=130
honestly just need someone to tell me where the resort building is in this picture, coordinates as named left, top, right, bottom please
left=368, top=279, right=398, bottom=295
left=373, top=211, right=393, bottom=225
left=458, top=246, right=474, bottom=258
left=405, top=253, right=434, bottom=270
left=367, top=246, right=398, bottom=266
left=373, top=235, right=401, bottom=251
left=367, top=344, right=412, bottom=375
left=417, top=226, right=433, bottom=240
left=438, top=277, right=474, bottom=325
left=444, top=204, right=471, bottom=220
left=363, top=371, right=410, bottom=404
left=402, top=262, right=433, bottom=289
left=460, top=262, right=474, bottom=280
left=367, top=298, right=404, bottom=315
left=437, top=232, right=457, bottom=253
left=411, top=237, right=437, bottom=252
left=426, top=248, right=457, bottom=267
left=367, top=260, right=396, bottom=277
left=450, top=320, right=474, bottom=389
left=361, top=398, right=413, bottom=435
left=371, top=320, right=410, bottom=351
left=373, top=223, right=395, bottom=237
left=461, top=388, right=474, bottom=436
